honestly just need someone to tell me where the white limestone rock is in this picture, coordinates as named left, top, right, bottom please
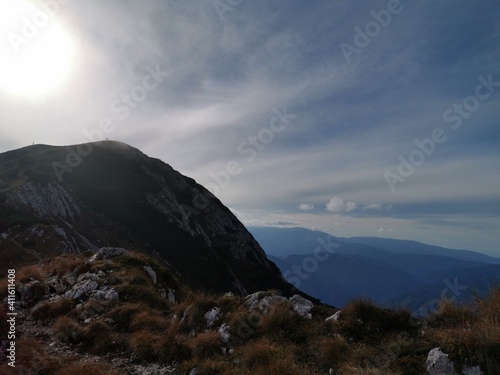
left=426, top=348, right=457, bottom=375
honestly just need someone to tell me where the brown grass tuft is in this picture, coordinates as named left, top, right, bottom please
left=240, top=338, right=282, bottom=370
left=189, top=330, right=223, bottom=360
left=130, top=309, right=168, bottom=332
left=335, top=298, right=414, bottom=343
left=53, top=315, right=82, bottom=343
left=18, top=264, right=45, bottom=283
left=54, top=362, right=120, bottom=375
left=258, top=303, right=308, bottom=343
left=45, top=254, right=85, bottom=277
left=31, top=297, right=77, bottom=320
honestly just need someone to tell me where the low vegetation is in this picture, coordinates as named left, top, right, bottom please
left=0, top=251, right=499, bottom=374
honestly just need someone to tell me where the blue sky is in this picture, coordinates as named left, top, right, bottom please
left=0, top=0, right=499, bottom=255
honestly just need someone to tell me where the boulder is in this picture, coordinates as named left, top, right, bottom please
left=426, top=348, right=457, bottom=375
left=245, top=291, right=287, bottom=314
left=46, top=276, right=68, bottom=294
left=65, top=280, right=99, bottom=299
left=93, top=286, right=119, bottom=301
left=17, top=280, right=49, bottom=306
left=289, top=294, right=314, bottom=319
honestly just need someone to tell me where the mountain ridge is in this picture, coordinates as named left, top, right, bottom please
left=249, top=226, right=500, bottom=308
left=0, top=141, right=298, bottom=297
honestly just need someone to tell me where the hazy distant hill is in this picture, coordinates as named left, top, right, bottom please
left=249, top=226, right=500, bottom=309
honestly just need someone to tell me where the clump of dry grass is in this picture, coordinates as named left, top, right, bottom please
left=334, top=298, right=415, bottom=343
left=54, top=363, right=120, bottom=375
left=18, top=264, right=45, bottom=283
left=313, top=335, right=349, bottom=370
left=239, top=338, right=284, bottom=370
left=174, top=292, right=219, bottom=332
left=110, top=267, right=168, bottom=309
left=257, top=303, right=309, bottom=343
left=53, top=315, right=83, bottom=343
left=129, top=327, right=192, bottom=363
left=6, top=337, right=61, bottom=374
left=189, top=330, right=223, bottom=360
left=106, top=303, right=143, bottom=332
left=31, top=297, right=76, bottom=321
left=129, top=308, right=168, bottom=332
left=45, top=254, right=85, bottom=277
left=427, top=301, right=476, bottom=328
left=423, top=287, right=500, bottom=373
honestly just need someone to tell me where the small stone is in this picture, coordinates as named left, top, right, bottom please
left=289, top=294, right=314, bottom=319
left=326, top=310, right=342, bottom=322
left=143, top=266, right=157, bottom=284
left=87, top=247, right=128, bottom=263
left=204, top=307, right=221, bottom=327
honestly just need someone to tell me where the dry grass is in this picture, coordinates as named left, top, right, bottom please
left=110, top=267, right=168, bottom=309
left=335, top=298, right=415, bottom=343
left=239, top=338, right=284, bottom=370
left=251, top=358, right=306, bottom=375
left=32, top=297, right=76, bottom=320
left=313, top=335, right=349, bottom=369
left=106, top=303, right=143, bottom=332
left=2, top=337, right=61, bottom=374
left=54, top=363, right=120, bottom=375
left=189, top=330, right=223, bottom=360
left=18, top=264, right=45, bottom=282
left=427, top=301, right=476, bottom=328
left=129, top=328, right=191, bottom=363
left=257, top=303, right=309, bottom=343
left=174, top=292, right=219, bottom=331
left=53, top=315, right=83, bottom=343
left=130, top=308, right=168, bottom=332
left=8, top=249, right=500, bottom=375
left=45, top=254, right=85, bottom=277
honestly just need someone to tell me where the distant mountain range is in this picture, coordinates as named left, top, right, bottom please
left=248, top=227, right=500, bottom=311
left=0, top=142, right=299, bottom=297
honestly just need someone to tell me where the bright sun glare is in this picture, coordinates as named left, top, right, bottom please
left=0, top=0, right=76, bottom=98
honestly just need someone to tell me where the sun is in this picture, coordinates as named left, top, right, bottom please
left=0, top=0, right=77, bottom=98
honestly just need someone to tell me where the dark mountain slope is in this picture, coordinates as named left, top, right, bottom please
left=0, top=141, right=296, bottom=296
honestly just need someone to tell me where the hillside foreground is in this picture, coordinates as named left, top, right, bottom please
left=1, top=248, right=499, bottom=374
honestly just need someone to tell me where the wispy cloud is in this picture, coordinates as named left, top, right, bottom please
left=1, top=0, right=499, bottom=254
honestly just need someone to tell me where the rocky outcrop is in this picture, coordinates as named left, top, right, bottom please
left=245, top=291, right=314, bottom=319
left=426, top=348, right=483, bottom=375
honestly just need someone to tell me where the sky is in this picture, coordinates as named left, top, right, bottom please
left=0, top=0, right=499, bottom=255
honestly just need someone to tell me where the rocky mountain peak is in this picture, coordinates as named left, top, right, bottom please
left=0, top=142, right=296, bottom=296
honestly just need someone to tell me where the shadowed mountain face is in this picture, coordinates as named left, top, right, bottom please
left=0, top=141, right=295, bottom=296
